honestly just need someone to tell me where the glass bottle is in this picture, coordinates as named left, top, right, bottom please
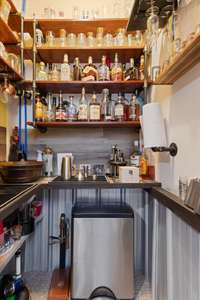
left=121, top=92, right=129, bottom=121
left=98, top=56, right=110, bottom=81
left=78, top=87, right=88, bottom=121
left=59, top=29, right=67, bottom=47
left=52, top=96, right=57, bottom=120
left=67, top=96, right=78, bottom=121
left=35, top=94, right=43, bottom=122
left=87, top=32, right=95, bottom=47
left=52, top=64, right=60, bottom=81
left=89, top=92, right=100, bottom=121
left=101, top=88, right=112, bottom=121
left=124, top=58, right=139, bottom=81
left=130, top=140, right=141, bottom=167
left=82, top=56, right=98, bottom=81
left=140, top=146, right=148, bottom=177
left=56, top=92, right=66, bottom=121
left=73, top=57, right=82, bottom=81
left=41, top=96, right=48, bottom=122
left=96, top=27, right=104, bottom=47
left=114, top=93, right=124, bottom=121
left=139, top=55, right=145, bottom=80
left=111, top=53, right=123, bottom=81
left=37, top=62, right=48, bottom=80
left=46, top=93, right=55, bottom=121
left=48, top=63, right=53, bottom=80
left=61, top=54, right=71, bottom=81
left=129, top=94, right=136, bottom=121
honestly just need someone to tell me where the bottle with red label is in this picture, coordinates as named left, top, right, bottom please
left=56, top=91, right=66, bottom=121
left=111, top=53, right=123, bottom=81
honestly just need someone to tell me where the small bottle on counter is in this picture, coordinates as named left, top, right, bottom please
left=89, top=92, right=101, bottom=121
left=140, top=145, right=148, bottom=177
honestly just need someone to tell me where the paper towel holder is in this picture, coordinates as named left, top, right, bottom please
left=151, top=142, right=178, bottom=157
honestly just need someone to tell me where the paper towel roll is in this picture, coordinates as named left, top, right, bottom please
left=143, top=103, right=167, bottom=148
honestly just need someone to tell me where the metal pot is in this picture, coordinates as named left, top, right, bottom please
left=0, top=160, right=43, bottom=183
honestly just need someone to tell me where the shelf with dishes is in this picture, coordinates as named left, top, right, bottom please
left=21, top=80, right=146, bottom=93
left=154, top=32, right=200, bottom=84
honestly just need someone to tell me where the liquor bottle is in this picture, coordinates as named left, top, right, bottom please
left=129, top=94, right=137, bottom=121
left=61, top=54, right=71, bottom=81
left=101, top=88, right=111, bottom=121
left=56, top=91, right=66, bottom=121
left=124, top=58, right=139, bottom=81
left=140, top=145, right=148, bottom=177
left=114, top=93, right=124, bottom=121
left=82, top=56, right=98, bottom=81
left=35, top=94, right=43, bottom=121
left=121, top=92, right=129, bottom=121
left=52, top=64, right=60, bottom=81
left=41, top=96, right=48, bottom=122
left=67, top=96, right=78, bottom=121
left=89, top=92, right=100, bottom=121
left=139, top=55, right=145, bottom=80
left=46, top=93, right=55, bottom=121
left=135, top=89, right=144, bottom=119
left=48, top=63, right=53, bottom=80
left=73, top=57, right=82, bottom=81
left=37, top=62, right=48, bottom=80
left=78, top=87, right=88, bottom=121
left=111, top=53, right=123, bottom=81
left=98, top=56, right=110, bottom=81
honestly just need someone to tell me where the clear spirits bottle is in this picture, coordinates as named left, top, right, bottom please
left=46, top=93, right=55, bottom=121
left=67, top=96, right=78, bottom=121
left=89, top=92, right=100, bottom=121
left=56, top=92, right=66, bottom=121
left=37, top=62, right=48, bottom=80
left=35, top=94, right=43, bottom=121
left=82, top=56, right=98, bottom=81
left=52, top=64, right=60, bottom=81
left=61, top=54, right=71, bottom=81
left=114, top=93, right=124, bottom=121
left=98, top=56, right=110, bottom=81
left=129, top=94, right=136, bottom=121
left=48, top=63, right=53, bottom=80
left=124, top=58, right=139, bottom=81
left=111, top=53, right=123, bottom=81
left=101, top=88, right=111, bottom=121
left=78, top=87, right=88, bottom=121
left=73, top=57, right=82, bottom=81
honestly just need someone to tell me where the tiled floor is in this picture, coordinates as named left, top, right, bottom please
left=24, top=272, right=152, bottom=300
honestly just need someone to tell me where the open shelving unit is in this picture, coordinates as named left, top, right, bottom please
left=0, top=54, right=22, bottom=80
left=0, top=15, right=19, bottom=44
left=154, top=33, right=200, bottom=84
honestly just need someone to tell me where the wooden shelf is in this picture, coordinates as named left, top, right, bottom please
left=22, top=18, right=129, bottom=36
left=21, top=80, right=145, bottom=93
left=27, top=121, right=141, bottom=129
left=7, top=0, right=18, bottom=13
left=0, top=54, right=22, bottom=80
left=34, top=45, right=143, bottom=63
left=154, top=33, right=200, bottom=84
left=0, top=235, right=29, bottom=273
left=0, top=16, right=19, bottom=44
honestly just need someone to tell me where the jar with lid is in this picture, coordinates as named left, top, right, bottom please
left=59, top=29, right=67, bottom=47
left=87, top=32, right=95, bottom=47
left=77, top=33, right=86, bottom=47
left=46, top=31, right=55, bottom=47
left=96, top=27, right=104, bottom=47
left=116, top=28, right=127, bottom=46
left=67, top=33, right=76, bottom=46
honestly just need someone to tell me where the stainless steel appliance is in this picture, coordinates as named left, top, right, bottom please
left=71, top=204, right=135, bottom=300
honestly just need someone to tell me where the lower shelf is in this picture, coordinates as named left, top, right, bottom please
left=27, top=121, right=141, bottom=130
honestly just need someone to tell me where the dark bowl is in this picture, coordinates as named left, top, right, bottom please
left=0, top=160, right=43, bottom=183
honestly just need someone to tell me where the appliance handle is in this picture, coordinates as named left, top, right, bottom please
left=89, top=286, right=118, bottom=300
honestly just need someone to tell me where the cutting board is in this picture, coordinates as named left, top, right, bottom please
left=0, top=126, right=6, bottom=161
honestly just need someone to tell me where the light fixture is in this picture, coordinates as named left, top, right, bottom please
left=142, top=102, right=178, bottom=157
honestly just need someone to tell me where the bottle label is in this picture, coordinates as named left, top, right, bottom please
left=89, top=105, right=100, bottom=121
left=115, top=105, right=124, bottom=117
left=78, top=105, right=88, bottom=120
left=56, top=111, right=66, bottom=121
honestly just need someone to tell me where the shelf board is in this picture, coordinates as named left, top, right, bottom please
left=27, top=121, right=141, bottom=129
left=7, top=0, right=18, bottom=13
left=23, top=18, right=129, bottom=36
left=0, top=235, right=29, bottom=273
left=0, top=55, right=22, bottom=80
left=0, top=16, right=19, bottom=44
left=21, top=80, right=145, bottom=93
left=154, top=33, right=200, bottom=84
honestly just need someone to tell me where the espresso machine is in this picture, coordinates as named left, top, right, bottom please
left=109, top=145, right=127, bottom=177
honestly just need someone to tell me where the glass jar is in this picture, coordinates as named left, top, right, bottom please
left=134, top=30, right=143, bottom=47
left=87, top=32, right=95, bottom=47
left=67, top=33, right=76, bottom=47
left=116, top=28, right=127, bottom=46
left=36, top=29, right=44, bottom=47
left=127, top=34, right=133, bottom=46
left=46, top=31, right=55, bottom=47
left=96, top=27, right=104, bottom=47
left=103, top=33, right=113, bottom=47
left=59, top=29, right=67, bottom=47
left=77, top=33, right=86, bottom=47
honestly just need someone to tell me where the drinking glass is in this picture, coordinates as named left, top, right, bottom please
left=77, top=33, right=86, bottom=47
left=87, top=32, right=95, bottom=47
left=72, top=6, right=80, bottom=19
left=104, top=33, right=113, bottom=46
left=67, top=33, right=76, bottom=47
